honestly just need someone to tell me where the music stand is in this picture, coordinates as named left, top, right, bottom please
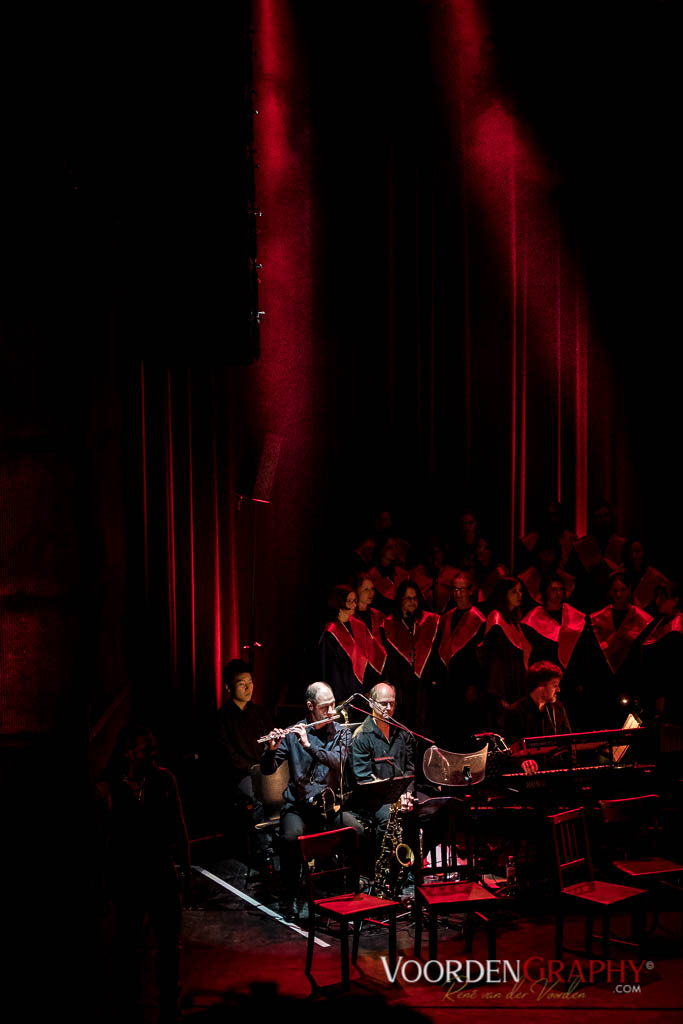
left=352, top=775, right=415, bottom=812
left=421, top=744, right=488, bottom=883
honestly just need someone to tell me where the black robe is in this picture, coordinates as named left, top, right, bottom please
left=433, top=606, right=486, bottom=745
left=319, top=618, right=369, bottom=702
left=478, top=611, right=531, bottom=731
left=381, top=611, right=439, bottom=736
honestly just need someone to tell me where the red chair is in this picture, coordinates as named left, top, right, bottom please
left=298, top=827, right=400, bottom=991
left=599, top=794, right=683, bottom=936
left=550, top=806, right=647, bottom=959
left=413, top=807, right=504, bottom=961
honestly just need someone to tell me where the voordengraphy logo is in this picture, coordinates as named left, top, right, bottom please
left=380, top=956, right=651, bottom=993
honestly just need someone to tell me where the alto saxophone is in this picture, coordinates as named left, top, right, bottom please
left=371, top=794, right=415, bottom=900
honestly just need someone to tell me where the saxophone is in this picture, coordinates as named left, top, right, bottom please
left=371, top=794, right=415, bottom=900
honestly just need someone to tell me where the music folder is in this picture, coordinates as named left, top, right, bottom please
left=351, top=774, right=415, bottom=810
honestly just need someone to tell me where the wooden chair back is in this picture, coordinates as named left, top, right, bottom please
left=599, top=793, right=661, bottom=860
left=549, top=806, right=594, bottom=889
left=298, top=826, right=360, bottom=902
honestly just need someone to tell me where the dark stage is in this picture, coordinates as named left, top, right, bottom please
left=123, top=846, right=683, bottom=1021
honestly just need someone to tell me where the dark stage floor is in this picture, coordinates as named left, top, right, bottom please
left=131, top=844, right=683, bottom=1023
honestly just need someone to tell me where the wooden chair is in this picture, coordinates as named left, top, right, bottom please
left=243, top=761, right=288, bottom=883
left=599, top=794, right=683, bottom=935
left=413, top=804, right=504, bottom=961
left=254, top=759, right=290, bottom=832
left=549, top=806, right=647, bottom=960
left=298, top=826, right=399, bottom=991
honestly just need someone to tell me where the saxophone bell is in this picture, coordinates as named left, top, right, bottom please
left=395, top=842, right=415, bottom=869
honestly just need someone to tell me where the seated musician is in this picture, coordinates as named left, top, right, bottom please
left=260, top=682, right=363, bottom=921
left=351, top=682, right=415, bottom=846
left=503, top=661, right=571, bottom=775
left=216, top=659, right=274, bottom=873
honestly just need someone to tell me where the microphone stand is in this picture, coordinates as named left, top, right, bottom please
left=345, top=699, right=434, bottom=747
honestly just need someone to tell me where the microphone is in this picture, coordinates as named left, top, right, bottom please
left=333, top=693, right=361, bottom=716
left=365, top=695, right=386, bottom=715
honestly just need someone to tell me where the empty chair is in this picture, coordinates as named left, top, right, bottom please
left=413, top=804, right=505, bottom=962
left=549, top=806, right=647, bottom=960
left=298, top=826, right=399, bottom=991
left=599, top=793, right=683, bottom=936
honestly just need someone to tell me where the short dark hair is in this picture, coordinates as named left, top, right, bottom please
left=539, top=572, right=566, bottom=603
left=327, top=583, right=356, bottom=619
left=107, top=723, right=157, bottom=778
left=526, top=660, right=563, bottom=692
left=222, top=658, right=251, bottom=689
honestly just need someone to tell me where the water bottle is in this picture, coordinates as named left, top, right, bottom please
left=505, top=854, right=517, bottom=887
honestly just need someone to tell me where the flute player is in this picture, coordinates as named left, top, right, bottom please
left=260, top=681, right=364, bottom=922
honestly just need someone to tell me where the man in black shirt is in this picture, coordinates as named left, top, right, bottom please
left=216, top=659, right=274, bottom=869
left=504, top=661, right=571, bottom=775
left=351, top=682, right=415, bottom=844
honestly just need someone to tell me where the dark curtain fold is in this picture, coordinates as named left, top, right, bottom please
left=135, top=366, right=242, bottom=743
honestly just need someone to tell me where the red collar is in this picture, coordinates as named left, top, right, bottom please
left=632, top=566, right=669, bottom=610
left=642, top=612, right=683, bottom=646
left=383, top=611, right=439, bottom=677
left=439, top=606, right=485, bottom=665
left=352, top=612, right=387, bottom=674
left=367, top=565, right=409, bottom=600
left=522, top=603, right=585, bottom=667
left=485, top=610, right=532, bottom=667
left=324, top=619, right=368, bottom=684
left=590, top=604, right=653, bottom=672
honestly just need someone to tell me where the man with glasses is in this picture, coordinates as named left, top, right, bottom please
left=351, top=682, right=415, bottom=849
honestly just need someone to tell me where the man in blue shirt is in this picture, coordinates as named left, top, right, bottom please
left=261, top=681, right=363, bottom=920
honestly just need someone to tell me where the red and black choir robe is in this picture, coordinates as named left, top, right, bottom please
left=478, top=611, right=532, bottom=723
left=382, top=610, right=439, bottom=735
left=628, top=566, right=669, bottom=611
left=474, top=564, right=507, bottom=607
left=569, top=532, right=627, bottom=611
left=434, top=605, right=486, bottom=743
left=521, top=602, right=586, bottom=669
left=641, top=612, right=683, bottom=722
left=353, top=606, right=387, bottom=689
left=320, top=618, right=369, bottom=703
left=521, top=602, right=587, bottom=724
left=411, top=563, right=458, bottom=613
left=583, top=603, right=653, bottom=726
left=365, top=565, right=410, bottom=615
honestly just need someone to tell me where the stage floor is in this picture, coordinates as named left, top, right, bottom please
left=131, top=846, right=683, bottom=1022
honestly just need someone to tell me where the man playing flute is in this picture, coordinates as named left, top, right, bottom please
left=261, top=681, right=364, bottom=921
